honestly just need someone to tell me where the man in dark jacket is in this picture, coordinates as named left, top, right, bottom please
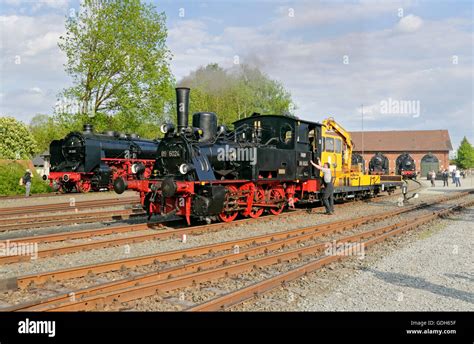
left=23, top=169, right=32, bottom=197
left=442, top=169, right=449, bottom=187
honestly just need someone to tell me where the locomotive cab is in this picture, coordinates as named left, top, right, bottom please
left=233, top=115, right=322, bottom=181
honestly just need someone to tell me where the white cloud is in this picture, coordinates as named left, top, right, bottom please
left=396, top=14, right=423, bottom=33
left=271, top=1, right=415, bottom=30
left=166, top=14, right=472, bottom=147
left=1, top=2, right=472, bottom=148
left=0, top=14, right=69, bottom=120
left=3, top=0, right=70, bottom=11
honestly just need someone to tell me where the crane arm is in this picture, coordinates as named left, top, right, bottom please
left=322, top=117, right=353, bottom=151
left=322, top=117, right=354, bottom=172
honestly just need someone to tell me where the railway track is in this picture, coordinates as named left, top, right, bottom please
left=0, top=178, right=421, bottom=229
left=189, top=201, right=471, bottom=311
left=4, top=201, right=434, bottom=288
left=0, top=208, right=145, bottom=231
left=0, top=186, right=428, bottom=265
left=0, top=192, right=61, bottom=201
left=0, top=182, right=427, bottom=264
left=0, top=196, right=139, bottom=217
left=2, top=190, right=470, bottom=312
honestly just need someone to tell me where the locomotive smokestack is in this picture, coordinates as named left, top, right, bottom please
left=176, top=87, right=190, bottom=130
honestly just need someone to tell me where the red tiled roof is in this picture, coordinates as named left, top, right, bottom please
left=350, top=130, right=452, bottom=152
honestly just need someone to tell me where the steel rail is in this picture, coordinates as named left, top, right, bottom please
left=33, top=201, right=472, bottom=312
left=188, top=201, right=473, bottom=311
left=6, top=193, right=471, bottom=311
left=0, top=209, right=146, bottom=231
left=5, top=204, right=420, bottom=309
left=10, top=205, right=409, bottom=289
left=0, top=197, right=139, bottom=217
left=0, top=190, right=467, bottom=265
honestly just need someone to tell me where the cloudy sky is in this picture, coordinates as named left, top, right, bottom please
left=0, top=0, right=472, bottom=149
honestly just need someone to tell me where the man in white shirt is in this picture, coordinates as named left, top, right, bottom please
left=455, top=169, right=461, bottom=187
left=310, top=158, right=334, bottom=215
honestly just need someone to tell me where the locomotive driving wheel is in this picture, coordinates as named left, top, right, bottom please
left=268, top=187, right=285, bottom=215
left=59, top=183, right=75, bottom=193
left=249, top=185, right=265, bottom=218
left=218, top=185, right=239, bottom=222
left=76, top=181, right=91, bottom=193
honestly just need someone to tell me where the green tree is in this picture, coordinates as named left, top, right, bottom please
left=58, top=0, right=174, bottom=134
left=456, top=137, right=474, bottom=169
left=179, top=63, right=295, bottom=127
left=0, top=117, right=38, bottom=159
left=29, top=114, right=69, bottom=154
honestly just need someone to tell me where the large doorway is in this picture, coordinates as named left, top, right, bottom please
left=420, top=153, right=439, bottom=178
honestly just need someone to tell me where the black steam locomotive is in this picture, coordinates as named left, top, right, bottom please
left=396, top=153, right=416, bottom=179
left=368, top=152, right=389, bottom=175
left=47, top=125, right=159, bottom=192
left=115, top=87, right=402, bottom=225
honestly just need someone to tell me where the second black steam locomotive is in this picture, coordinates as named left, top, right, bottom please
left=396, top=153, right=416, bottom=179
left=368, top=152, right=389, bottom=175
left=47, top=125, right=159, bottom=192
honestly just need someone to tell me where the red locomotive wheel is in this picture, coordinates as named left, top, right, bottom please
left=269, top=188, right=285, bottom=215
left=218, top=185, right=239, bottom=222
left=249, top=185, right=265, bottom=218
left=77, top=182, right=91, bottom=193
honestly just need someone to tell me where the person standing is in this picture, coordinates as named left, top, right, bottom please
left=311, top=158, right=334, bottom=215
left=22, top=169, right=32, bottom=197
left=451, top=170, right=456, bottom=184
left=455, top=169, right=461, bottom=187
left=430, top=170, right=436, bottom=187
left=442, top=169, right=449, bottom=187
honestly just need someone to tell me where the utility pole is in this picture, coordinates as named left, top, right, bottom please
left=361, top=104, right=365, bottom=171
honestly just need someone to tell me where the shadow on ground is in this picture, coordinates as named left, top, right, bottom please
left=367, top=269, right=474, bottom=304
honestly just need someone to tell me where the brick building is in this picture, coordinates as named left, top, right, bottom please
left=350, top=130, right=452, bottom=177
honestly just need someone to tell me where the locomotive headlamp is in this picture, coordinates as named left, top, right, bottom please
left=179, top=163, right=195, bottom=175
left=131, top=163, right=145, bottom=175
left=160, top=123, right=175, bottom=134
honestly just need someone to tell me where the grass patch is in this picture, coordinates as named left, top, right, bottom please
left=0, top=161, right=52, bottom=196
left=417, top=221, right=445, bottom=240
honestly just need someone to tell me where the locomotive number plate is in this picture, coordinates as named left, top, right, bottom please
left=161, top=151, right=180, bottom=158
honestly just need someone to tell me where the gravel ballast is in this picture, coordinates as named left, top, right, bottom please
left=234, top=206, right=474, bottom=311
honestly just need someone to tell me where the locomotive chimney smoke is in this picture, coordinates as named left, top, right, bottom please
left=83, top=124, right=93, bottom=133
left=176, top=87, right=190, bottom=130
